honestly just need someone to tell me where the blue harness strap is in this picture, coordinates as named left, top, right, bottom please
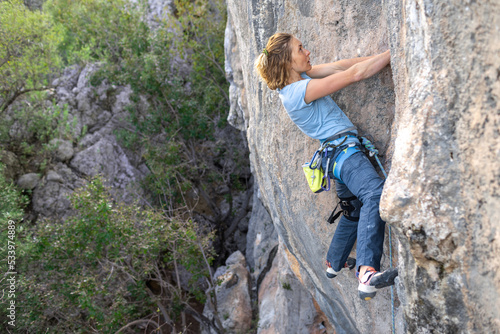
left=332, top=146, right=361, bottom=184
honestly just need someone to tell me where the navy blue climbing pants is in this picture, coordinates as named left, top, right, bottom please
left=326, top=149, right=386, bottom=272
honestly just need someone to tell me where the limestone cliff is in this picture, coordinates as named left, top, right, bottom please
left=225, top=0, right=500, bottom=333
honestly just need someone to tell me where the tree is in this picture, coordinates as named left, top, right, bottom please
left=0, top=163, right=28, bottom=329
left=0, top=0, right=246, bottom=331
left=17, top=176, right=219, bottom=333
left=0, top=0, right=61, bottom=113
left=45, top=0, right=250, bottom=259
left=44, top=0, right=150, bottom=66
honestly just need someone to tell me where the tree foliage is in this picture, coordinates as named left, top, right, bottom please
left=94, top=0, right=232, bottom=211
left=0, top=163, right=28, bottom=328
left=41, top=0, right=238, bottom=213
left=44, top=0, right=150, bottom=66
left=0, top=163, right=28, bottom=222
left=0, top=0, right=62, bottom=112
left=0, top=0, right=245, bottom=332
left=15, top=176, right=216, bottom=333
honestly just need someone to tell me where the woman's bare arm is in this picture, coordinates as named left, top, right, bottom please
left=306, top=55, right=376, bottom=79
left=304, top=50, right=390, bottom=104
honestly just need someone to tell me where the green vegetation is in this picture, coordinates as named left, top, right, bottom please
left=43, top=0, right=234, bottom=208
left=15, top=176, right=215, bottom=333
left=44, top=0, right=150, bottom=66
left=0, top=0, right=62, bottom=113
left=1, top=0, right=235, bottom=208
left=101, top=0, right=230, bottom=208
left=0, top=164, right=28, bottom=328
left=0, top=163, right=28, bottom=276
left=0, top=163, right=28, bottom=222
left=4, top=95, right=76, bottom=173
left=0, top=0, right=241, bottom=332
left=282, top=281, right=292, bottom=291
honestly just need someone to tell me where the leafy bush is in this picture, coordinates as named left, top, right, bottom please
left=116, top=0, right=232, bottom=209
left=0, top=0, right=62, bottom=113
left=0, top=163, right=28, bottom=329
left=0, top=0, right=78, bottom=171
left=0, top=1, right=246, bottom=332
left=45, top=0, right=150, bottom=66
left=44, top=0, right=234, bottom=209
left=0, top=163, right=28, bottom=222
left=3, top=93, right=75, bottom=173
left=16, top=176, right=215, bottom=333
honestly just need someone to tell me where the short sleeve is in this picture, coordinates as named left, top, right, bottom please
left=280, top=77, right=312, bottom=112
left=301, top=72, right=312, bottom=80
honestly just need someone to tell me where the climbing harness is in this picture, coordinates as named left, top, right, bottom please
left=360, top=136, right=396, bottom=334
left=332, top=144, right=361, bottom=184
left=302, top=127, right=361, bottom=194
left=302, top=133, right=351, bottom=193
left=327, top=195, right=359, bottom=223
left=306, top=132, right=396, bottom=331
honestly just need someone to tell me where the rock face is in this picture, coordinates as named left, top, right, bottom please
left=202, top=251, right=253, bottom=334
left=245, top=184, right=278, bottom=280
left=26, top=64, right=149, bottom=220
left=225, top=0, right=500, bottom=333
left=33, top=163, right=84, bottom=218
left=203, top=184, right=330, bottom=334
left=383, top=2, right=500, bottom=333
left=49, top=139, right=74, bottom=162
left=17, top=173, right=41, bottom=190
left=258, top=243, right=331, bottom=334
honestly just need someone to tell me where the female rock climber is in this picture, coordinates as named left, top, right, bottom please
left=254, top=33, right=398, bottom=300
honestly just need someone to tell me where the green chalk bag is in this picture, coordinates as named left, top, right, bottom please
left=302, top=161, right=327, bottom=193
left=302, top=132, right=353, bottom=193
left=303, top=137, right=344, bottom=193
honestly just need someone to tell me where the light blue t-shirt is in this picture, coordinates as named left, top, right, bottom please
left=278, top=73, right=358, bottom=144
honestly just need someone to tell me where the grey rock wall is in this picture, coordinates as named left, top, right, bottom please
left=383, top=1, right=500, bottom=333
left=225, top=0, right=500, bottom=333
left=29, top=65, right=147, bottom=220
left=257, top=243, right=331, bottom=334
left=203, top=182, right=330, bottom=334
left=226, top=0, right=397, bottom=333
left=202, top=251, right=253, bottom=334
left=246, top=184, right=278, bottom=281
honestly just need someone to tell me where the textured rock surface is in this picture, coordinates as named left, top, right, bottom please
left=49, top=138, right=74, bottom=162
left=382, top=1, right=500, bottom=333
left=226, top=1, right=397, bottom=333
left=17, top=173, right=41, bottom=190
left=225, top=16, right=247, bottom=131
left=226, top=0, right=500, bottom=333
left=32, top=163, right=84, bottom=219
left=204, top=194, right=330, bottom=333
left=248, top=183, right=330, bottom=334
left=246, top=183, right=278, bottom=281
left=202, top=251, right=253, bottom=334
left=257, top=243, right=332, bottom=334
left=30, top=64, right=148, bottom=219
left=70, top=135, right=144, bottom=203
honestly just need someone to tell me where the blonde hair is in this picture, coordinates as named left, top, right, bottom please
left=254, top=33, right=293, bottom=90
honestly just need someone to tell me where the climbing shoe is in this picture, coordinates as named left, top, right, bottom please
left=325, top=257, right=356, bottom=279
left=357, top=267, right=398, bottom=301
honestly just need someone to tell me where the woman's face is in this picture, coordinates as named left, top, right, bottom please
left=290, top=37, right=312, bottom=74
